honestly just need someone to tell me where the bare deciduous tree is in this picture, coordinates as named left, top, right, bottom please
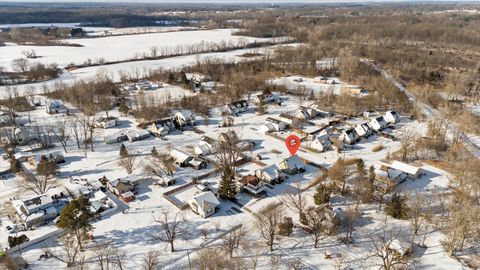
left=254, top=202, right=284, bottom=252
left=282, top=181, right=307, bottom=222
left=399, top=127, right=418, bottom=161
left=69, top=116, right=84, bottom=150
left=221, top=225, right=247, bottom=258
left=45, top=236, right=82, bottom=267
left=305, top=206, right=326, bottom=248
left=118, top=155, right=138, bottom=175
left=19, top=169, right=56, bottom=195
left=367, top=219, right=413, bottom=270
left=142, top=250, right=161, bottom=270
left=143, top=155, right=175, bottom=179
left=50, top=117, right=70, bottom=153
left=93, top=241, right=125, bottom=270
left=154, top=210, right=186, bottom=252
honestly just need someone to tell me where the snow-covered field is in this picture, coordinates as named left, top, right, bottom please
left=0, top=44, right=292, bottom=98
left=0, top=29, right=277, bottom=71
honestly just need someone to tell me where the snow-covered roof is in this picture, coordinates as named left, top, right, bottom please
left=259, top=164, right=281, bottom=179
left=176, top=110, right=193, bottom=120
left=194, top=143, right=210, bottom=155
left=189, top=158, right=205, bottom=167
left=126, top=129, right=150, bottom=138
left=192, top=191, right=220, bottom=209
left=282, top=155, right=305, bottom=169
left=389, top=161, right=421, bottom=176
left=170, top=148, right=192, bottom=163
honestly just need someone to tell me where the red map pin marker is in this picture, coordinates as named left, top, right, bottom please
left=285, top=134, right=301, bottom=156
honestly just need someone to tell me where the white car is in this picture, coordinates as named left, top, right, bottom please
left=4, top=225, right=16, bottom=234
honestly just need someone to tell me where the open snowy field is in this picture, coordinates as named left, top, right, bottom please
left=0, top=29, right=279, bottom=71
left=0, top=44, right=294, bottom=98
left=268, top=76, right=347, bottom=96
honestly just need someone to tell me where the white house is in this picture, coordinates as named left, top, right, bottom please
left=188, top=157, right=208, bottom=170
left=255, top=164, right=283, bottom=184
left=369, top=116, right=387, bottom=131
left=225, top=100, right=249, bottom=115
left=194, top=136, right=219, bottom=155
left=387, top=161, right=422, bottom=182
left=126, top=129, right=150, bottom=142
left=96, top=117, right=119, bottom=129
left=14, top=188, right=66, bottom=228
left=104, top=131, right=128, bottom=144
left=46, top=100, right=69, bottom=114
left=279, top=155, right=306, bottom=175
left=172, top=110, right=194, bottom=128
left=170, top=148, right=193, bottom=167
left=340, top=128, right=358, bottom=145
left=253, top=91, right=277, bottom=104
left=107, top=179, right=135, bottom=196
left=294, top=109, right=310, bottom=120
left=310, top=134, right=332, bottom=152
left=1, top=127, right=38, bottom=146
left=384, top=110, right=400, bottom=124
left=29, top=150, right=65, bottom=167
left=279, top=113, right=301, bottom=128
left=239, top=175, right=267, bottom=196
left=147, top=118, right=174, bottom=137
left=194, top=142, right=211, bottom=156
left=354, top=123, right=372, bottom=138
left=259, top=123, right=275, bottom=133
left=189, top=191, right=220, bottom=218
left=264, top=117, right=288, bottom=132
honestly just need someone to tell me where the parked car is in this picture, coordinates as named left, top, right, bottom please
left=4, top=225, right=16, bottom=234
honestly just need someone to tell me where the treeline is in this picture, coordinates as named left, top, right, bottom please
left=0, top=9, right=195, bottom=28
left=0, top=27, right=81, bottom=46
left=0, top=61, right=60, bottom=86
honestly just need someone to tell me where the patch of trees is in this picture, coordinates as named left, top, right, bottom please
left=0, top=60, right=60, bottom=86
left=45, top=73, right=119, bottom=116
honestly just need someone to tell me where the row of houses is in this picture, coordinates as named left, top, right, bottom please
left=104, top=129, right=151, bottom=144
left=122, top=80, right=161, bottom=91
left=340, top=110, right=400, bottom=145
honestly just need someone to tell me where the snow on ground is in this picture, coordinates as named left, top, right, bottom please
left=467, top=103, right=480, bottom=116
left=0, top=44, right=292, bottom=98
left=0, top=89, right=465, bottom=269
left=268, top=76, right=347, bottom=96
left=0, top=29, right=277, bottom=71
left=97, top=26, right=200, bottom=36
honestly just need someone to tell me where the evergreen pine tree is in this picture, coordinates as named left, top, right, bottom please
left=57, top=196, right=97, bottom=249
left=119, top=143, right=128, bottom=158
left=10, top=158, right=21, bottom=173
left=151, top=146, right=159, bottom=157
left=313, top=183, right=331, bottom=205
left=385, top=193, right=410, bottom=219
left=218, top=166, right=237, bottom=200
left=119, top=99, right=129, bottom=116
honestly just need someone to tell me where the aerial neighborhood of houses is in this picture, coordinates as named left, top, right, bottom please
left=0, top=66, right=466, bottom=268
